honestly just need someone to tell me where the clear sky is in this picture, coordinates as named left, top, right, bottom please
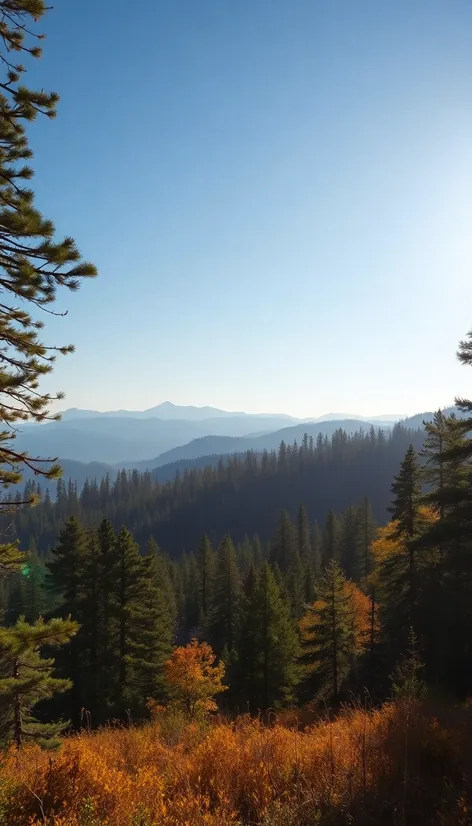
left=26, top=0, right=472, bottom=418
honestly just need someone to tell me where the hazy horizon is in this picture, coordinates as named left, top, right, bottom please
left=54, top=401, right=429, bottom=421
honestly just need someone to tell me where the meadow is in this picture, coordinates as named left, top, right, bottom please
left=0, top=700, right=471, bottom=826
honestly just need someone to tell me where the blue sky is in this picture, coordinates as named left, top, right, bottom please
left=26, top=0, right=472, bottom=417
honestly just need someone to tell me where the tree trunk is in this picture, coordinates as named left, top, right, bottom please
left=13, top=658, right=22, bottom=750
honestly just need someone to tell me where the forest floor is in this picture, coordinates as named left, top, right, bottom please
left=1, top=700, right=472, bottom=825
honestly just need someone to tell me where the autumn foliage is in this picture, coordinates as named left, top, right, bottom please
left=0, top=701, right=471, bottom=825
left=163, top=638, right=227, bottom=718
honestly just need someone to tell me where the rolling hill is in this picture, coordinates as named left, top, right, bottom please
left=135, top=419, right=392, bottom=471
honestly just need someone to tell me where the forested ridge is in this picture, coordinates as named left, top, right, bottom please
left=6, top=422, right=424, bottom=557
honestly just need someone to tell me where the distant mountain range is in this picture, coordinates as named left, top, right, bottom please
left=14, top=403, right=405, bottom=466
left=8, top=402, right=456, bottom=494
left=126, top=419, right=394, bottom=472
left=59, top=402, right=300, bottom=423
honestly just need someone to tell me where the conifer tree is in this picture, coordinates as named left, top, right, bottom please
left=247, top=561, right=299, bottom=710
left=300, top=559, right=355, bottom=702
left=79, top=532, right=101, bottom=720
left=322, top=510, right=340, bottom=565
left=132, top=550, right=174, bottom=711
left=297, top=504, right=315, bottom=602
left=114, top=526, right=170, bottom=718
left=251, top=534, right=264, bottom=568
left=183, top=552, right=199, bottom=634
left=413, top=332, right=472, bottom=693
left=0, top=2, right=97, bottom=499
left=144, top=537, right=177, bottom=631
left=287, top=550, right=306, bottom=620
left=236, top=564, right=258, bottom=708
left=340, top=506, right=359, bottom=581
left=421, top=410, right=450, bottom=519
left=47, top=517, right=87, bottom=725
left=0, top=616, right=77, bottom=749
left=271, top=510, right=296, bottom=573
left=209, top=535, right=241, bottom=656
left=384, top=447, right=424, bottom=641
left=311, top=521, right=322, bottom=578
left=297, top=504, right=312, bottom=566
left=196, top=534, right=215, bottom=629
left=388, top=446, right=422, bottom=538
left=95, top=519, right=118, bottom=718
left=355, top=497, right=376, bottom=587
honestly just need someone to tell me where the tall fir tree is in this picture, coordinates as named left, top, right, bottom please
left=47, top=516, right=88, bottom=726
left=421, top=410, right=450, bottom=519
left=114, top=526, right=172, bottom=719
left=311, top=521, right=322, bottom=578
left=413, top=332, right=472, bottom=693
left=96, top=519, right=118, bottom=720
left=79, top=532, right=101, bottom=721
left=196, top=534, right=215, bottom=629
left=355, top=497, right=376, bottom=588
left=209, top=535, right=241, bottom=656
left=339, top=506, right=359, bottom=581
left=388, top=445, right=422, bottom=538
left=297, top=504, right=315, bottom=602
left=246, top=561, right=299, bottom=711
left=271, top=510, right=296, bottom=574
left=300, top=559, right=356, bottom=703
left=322, top=510, right=340, bottom=565
left=132, top=550, right=174, bottom=712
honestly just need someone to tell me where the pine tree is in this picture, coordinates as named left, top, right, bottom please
left=95, top=519, right=118, bottom=720
left=132, top=550, right=173, bottom=712
left=0, top=616, right=77, bottom=749
left=388, top=446, right=422, bottom=538
left=300, top=559, right=356, bottom=702
left=114, top=527, right=143, bottom=716
left=0, top=2, right=97, bottom=499
left=80, top=532, right=101, bottom=721
left=271, top=510, right=296, bottom=574
left=384, top=447, right=424, bottom=639
left=111, top=527, right=173, bottom=718
left=339, top=506, right=359, bottom=581
left=209, top=536, right=241, bottom=656
left=421, top=410, right=450, bottom=519
left=144, top=538, right=177, bottom=631
left=322, top=510, right=340, bottom=565
left=47, top=517, right=88, bottom=725
left=247, top=561, right=299, bottom=711
left=311, top=521, right=322, bottom=578
left=183, top=553, right=199, bottom=634
left=412, top=332, right=472, bottom=694
left=196, top=534, right=215, bottom=629
left=355, top=497, right=376, bottom=587
left=297, top=504, right=315, bottom=602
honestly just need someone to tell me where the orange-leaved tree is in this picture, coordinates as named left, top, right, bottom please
left=164, top=638, right=227, bottom=718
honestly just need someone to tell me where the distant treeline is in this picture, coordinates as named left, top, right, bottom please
left=3, top=424, right=424, bottom=558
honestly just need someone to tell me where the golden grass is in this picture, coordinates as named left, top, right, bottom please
left=0, top=701, right=470, bottom=825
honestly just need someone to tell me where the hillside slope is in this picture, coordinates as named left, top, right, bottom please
left=138, top=419, right=391, bottom=470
